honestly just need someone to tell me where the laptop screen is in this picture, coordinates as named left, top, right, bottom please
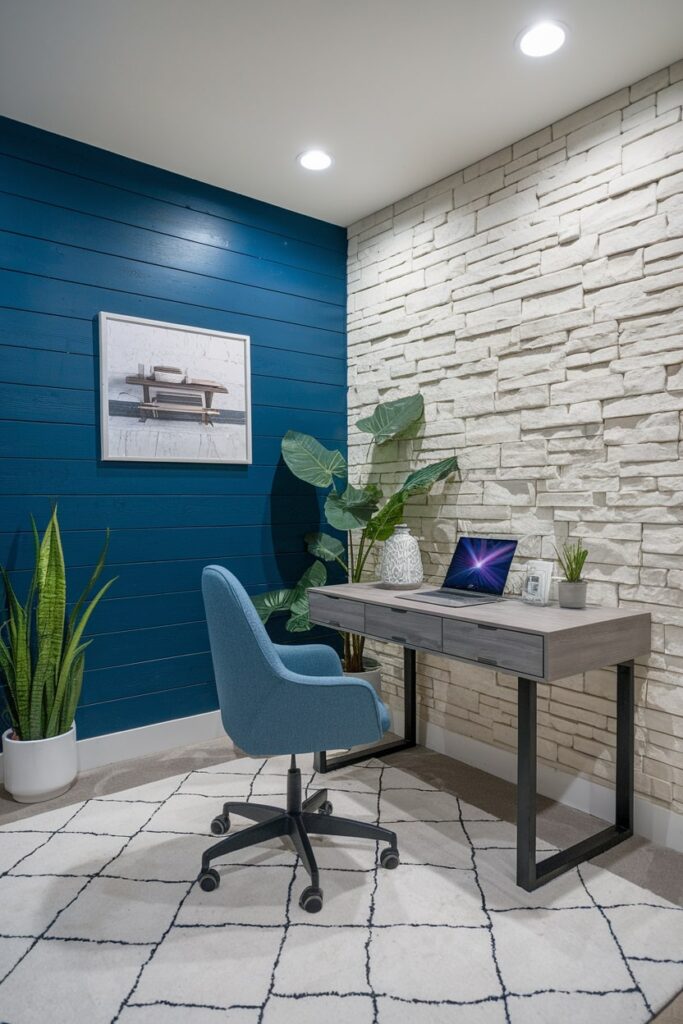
left=443, top=537, right=518, bottom=596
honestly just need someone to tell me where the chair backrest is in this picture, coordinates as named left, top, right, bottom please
left=201, top=565, right=283, bottom=751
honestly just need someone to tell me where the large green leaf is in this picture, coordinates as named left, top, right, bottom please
left=400, top=456, right=459, bottom=496
left=285, top=613, right=314, bottom=633
left=50, top=575, right=116, bottom=736
left=68, top=529, right=110, bottom=640
left=287, top=560, right=327, bottom=632
left=362, top=457, right=459, bottom=548
left=252, top=560, right=327, bottom=629
left=32, top=509, right=67, bottom=735
left=60, top=650, right=86, bottom=735
left=252, top=588, right=294, bottom=625
left=364, top=492, right=406, bottom=542
left=325, top=483, right=381, bottom=532
left=290, top=560, right=327, bottom=616
left=46, top=641, right=89, bottom=738
left=305, top=532, right=346, bottom=563
left=356, top=394, right=424, bottom=444
left=281, top=431, right=346, bottom=488
left=0, top=569, right=31, bottom=738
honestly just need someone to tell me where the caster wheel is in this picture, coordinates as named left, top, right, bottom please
left=318, top=801, right=333, bottom=816
left=210, top=815, right=230, bottom=836
left=380, top=847, right=399, bottom=870
left=198, top=868, right=220, bottom=892
left=299, top=885, right=324, bottom=913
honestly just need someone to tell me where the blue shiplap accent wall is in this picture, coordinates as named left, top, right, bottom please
left=0, top=116, right=347, bottom=740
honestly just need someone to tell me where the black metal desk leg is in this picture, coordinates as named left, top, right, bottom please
left=616, top=660, right=634, bottom=831
left=403, top=646, right=417, bottom=746
left=314, top=646, right=417, bottom=774
left=516, top=661, right=635, bottom=891
left=516, top=677, right=538, bottom=889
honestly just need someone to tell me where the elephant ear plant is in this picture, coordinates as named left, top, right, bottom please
left=0, top=508, right=115, bottom=741
left=253, top=394, right=458, bottom=673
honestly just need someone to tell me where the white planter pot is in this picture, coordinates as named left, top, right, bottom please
left=342, top=659, right=395, bottom=733
left=2, top=725, right=78, bottom=803
left=344, top=657, right=381, bottom=697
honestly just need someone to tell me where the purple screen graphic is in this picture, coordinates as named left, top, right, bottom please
left=443, top=537, right=517, bottom=595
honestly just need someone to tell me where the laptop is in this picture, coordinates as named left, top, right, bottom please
left=402, top=536, right=518, bottom=608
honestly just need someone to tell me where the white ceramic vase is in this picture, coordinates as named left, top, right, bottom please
left=2, top=724, right=78, bottom=803
left=380, top=524, right=424, bottom=589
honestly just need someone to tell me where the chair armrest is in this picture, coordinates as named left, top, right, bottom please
left=263, top=665, right=386, bottom=753
left=274, top=643, right=343, bottom=678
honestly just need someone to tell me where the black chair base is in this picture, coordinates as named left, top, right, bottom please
left=198, top=756, right=399, bottom=913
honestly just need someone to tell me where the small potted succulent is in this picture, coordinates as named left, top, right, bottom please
left=555, top=539, right=589, bottom=609
left=1, top=509, right=115, bottom=802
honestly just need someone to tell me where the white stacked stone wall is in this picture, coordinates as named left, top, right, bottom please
left=347, top=61, right=683, bottom=815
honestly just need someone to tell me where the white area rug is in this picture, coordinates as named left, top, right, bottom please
left=0, top=755, right=682, bottom=1024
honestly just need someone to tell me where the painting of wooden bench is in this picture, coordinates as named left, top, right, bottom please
left=125, top=374, right=229, bottom=426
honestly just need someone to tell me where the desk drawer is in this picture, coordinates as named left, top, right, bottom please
left=308, top=592, right=365, bottom=633
left=365, top=605, right=442, bottom=651
left=443, top=619, right=543, bottom=677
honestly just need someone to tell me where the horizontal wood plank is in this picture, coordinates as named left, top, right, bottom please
left=0, top=118, right=347, bottom=737
left=0, top=118, right=346, bottom=253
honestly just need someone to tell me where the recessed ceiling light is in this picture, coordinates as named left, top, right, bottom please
left=298, top=149, right=333, bottom=171
left=518, top=20, right=566, bottom=57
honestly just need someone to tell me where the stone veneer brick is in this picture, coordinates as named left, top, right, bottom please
left=347, top=62, right=683, bottom=816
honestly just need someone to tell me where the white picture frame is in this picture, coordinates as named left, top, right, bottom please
left=522, top=559, right=554, bottom=606
left=99, top=312, right=252, bottom=464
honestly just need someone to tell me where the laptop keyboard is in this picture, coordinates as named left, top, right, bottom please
left=400, top=590, right=500, bottom=607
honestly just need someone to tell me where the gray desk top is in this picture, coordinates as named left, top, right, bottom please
left=310, top=582, right=649, bottom=636
left=309, top=583, right=651, bottom=680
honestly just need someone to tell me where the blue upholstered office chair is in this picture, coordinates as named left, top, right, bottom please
left=200, top=565, right=399, bottom=913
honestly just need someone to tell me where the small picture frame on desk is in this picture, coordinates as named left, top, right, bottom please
left=522, top=560, right=553, bottom=606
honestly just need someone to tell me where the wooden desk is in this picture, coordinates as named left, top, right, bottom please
left=308, top=582, right=651, bottom=890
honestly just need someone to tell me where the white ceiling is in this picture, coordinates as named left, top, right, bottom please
left=1, top=0, right=682, bottom=226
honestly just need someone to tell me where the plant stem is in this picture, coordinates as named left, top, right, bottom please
left=357, top=534, right=376, bottom=581
left=354, top=533, right=365, bottom=584
left=342, top=631, right=351, bottom=669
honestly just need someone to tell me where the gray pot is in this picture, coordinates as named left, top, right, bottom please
left=558, top=580, right=587, bottom=609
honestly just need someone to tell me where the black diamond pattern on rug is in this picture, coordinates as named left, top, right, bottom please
left=0, top=756, right=681, bottom=1024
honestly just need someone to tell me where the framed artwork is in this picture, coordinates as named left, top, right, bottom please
left=99, top=312, right=252, bottom=464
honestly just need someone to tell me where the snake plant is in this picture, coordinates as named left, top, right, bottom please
left=0, top=508, right=115, bottom=741
left=254, top=393, right=458, bottom=672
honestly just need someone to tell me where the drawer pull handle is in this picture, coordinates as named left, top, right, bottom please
left=391, top=635, right=406, bottom=643
left=478, top=624, right=497, bottom=632
left=391, top=608, right=408, bottom=614
left=478, top=656, right=498, bottom=666
left=327, top=620, right=341, bottom=627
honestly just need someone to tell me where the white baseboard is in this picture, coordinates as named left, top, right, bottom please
left=2, top=707, right=681, bottom=854
left=420, top=719, right=683, bottom=855
left=0, top=710, right=228, bottom=781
